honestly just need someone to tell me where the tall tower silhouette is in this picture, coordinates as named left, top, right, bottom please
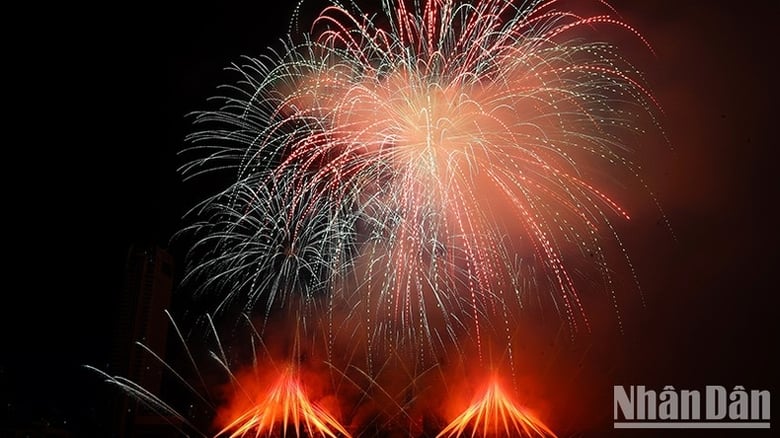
left=111, top=244, right=178, bottom=437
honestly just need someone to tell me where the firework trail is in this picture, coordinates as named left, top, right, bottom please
left=98, top=0, right=666, bottom=436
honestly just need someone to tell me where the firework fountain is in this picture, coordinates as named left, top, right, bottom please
left=94, top=0, right=665, bottom=436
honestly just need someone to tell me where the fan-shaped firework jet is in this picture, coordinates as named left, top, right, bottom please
left=217, top=366, right=351, bottom=438
left=437, top=379, right=557, bottom=437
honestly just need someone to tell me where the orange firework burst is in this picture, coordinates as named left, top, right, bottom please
left=438, top=379, right=557, bottom=438
left=216, top=367, right=350, bottom=438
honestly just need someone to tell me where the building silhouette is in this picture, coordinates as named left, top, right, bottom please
left=111, top=244, right=180, bottom=437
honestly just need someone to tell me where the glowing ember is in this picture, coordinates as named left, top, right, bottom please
left=437, top=380, right=557, bottom=438
left=217, top=367, right=351, bottom=438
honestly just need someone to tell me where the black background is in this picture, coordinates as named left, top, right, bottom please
left=3, top=1, right=778, bottom=436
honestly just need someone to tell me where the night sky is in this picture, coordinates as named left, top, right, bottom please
left=4, top=1, right=778, bottom=437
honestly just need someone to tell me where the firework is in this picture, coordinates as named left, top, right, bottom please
left=182, top=0, right=661, bottom=361
left=437, top=379, right=557, bottom=437
left=98, top=0, right=666, bottom=436
left=180, top=173, right=356, bottom=323
left=217, top=366, right=351, bottom=438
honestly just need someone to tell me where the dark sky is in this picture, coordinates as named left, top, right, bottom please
left=4, top=1, right=778, bottom=437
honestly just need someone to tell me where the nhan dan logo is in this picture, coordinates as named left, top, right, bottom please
left=614, top=385, right=770, bottom=429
